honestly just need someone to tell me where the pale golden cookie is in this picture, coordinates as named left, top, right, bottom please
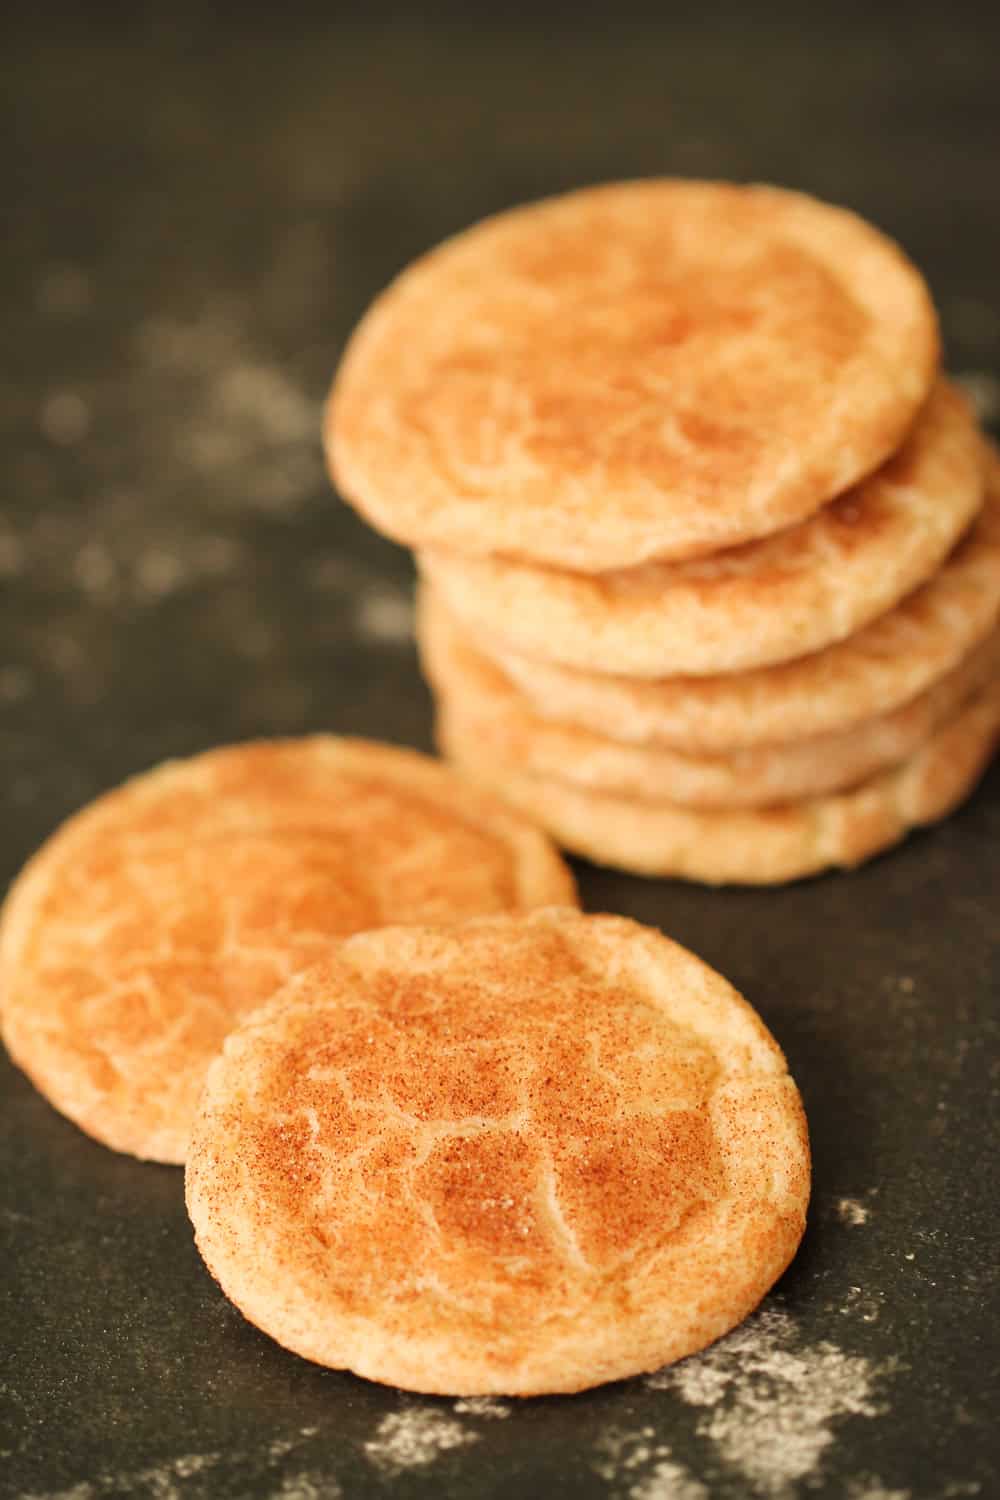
left=439, top=682, right=1000, bottom=884
left=484, top=455, right=1000, bottom=751
left=423, top=381, right=983, bottom=677
left=0, top=738, right=575, bottom=1163
left=328, top=179, right=937, bottom=571
left=186, top=910, right=810, bottom=1395
left=420, top=585, right=1000, bottom=807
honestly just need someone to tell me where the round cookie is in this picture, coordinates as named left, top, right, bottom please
left=420, top=586, right=1000, bottom=807
left=483, top=454, right=1000, bottom=751
left=439, top=682, right=1000, bottom=884
left=327, top=179, right=938, bottom=571
left=0, top=738, right=575, bottom=1163
left=422, top=381, right=983, bottom=677
left=186, top=909, right=810, bottom=1395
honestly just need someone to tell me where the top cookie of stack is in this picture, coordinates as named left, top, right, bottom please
left=326, top=181, right=1000, bottom=883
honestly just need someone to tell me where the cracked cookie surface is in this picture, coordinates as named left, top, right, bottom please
left=0, top=738, right=575, bottom=1163
left=186, top=910, right=809, bottom=1395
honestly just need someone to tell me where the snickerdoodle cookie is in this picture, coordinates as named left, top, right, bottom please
left=0, top=739, right=575, bottom=1162
left=328, top=180, right=937, bottom=571
left=186, top=910, right=809, bottom=1394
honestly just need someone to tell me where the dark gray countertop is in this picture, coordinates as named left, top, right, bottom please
left=2, top=6, right=998, bottom=1497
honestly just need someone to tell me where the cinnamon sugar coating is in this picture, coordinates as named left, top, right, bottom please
left=328, top=180, right=937, bottom=571
left=0, top=738, right=575, bottom=1162
left=186, top=911, right=809, bottom=1394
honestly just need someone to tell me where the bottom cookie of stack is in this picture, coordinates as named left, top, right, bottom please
left=438, top=684, right=1000, bottom=885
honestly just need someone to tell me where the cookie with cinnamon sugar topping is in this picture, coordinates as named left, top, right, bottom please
left=327, top=179, right=937, bottom=571
left=421, top=380, right=984, bottom=679
left=0, top=738, right=575, bottom=1164
left=186, top=910, right=809, bottom=1395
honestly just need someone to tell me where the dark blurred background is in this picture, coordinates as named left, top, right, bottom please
left=3, top=4, right=999, bottom=826
left=2, top=6, right=999, bottom=1500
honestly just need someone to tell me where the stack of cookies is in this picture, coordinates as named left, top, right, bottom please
left=326, top=181, right=1000, bottom=883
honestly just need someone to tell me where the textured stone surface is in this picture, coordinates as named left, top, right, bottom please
left=1, top=5, right=998, bottom=1497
